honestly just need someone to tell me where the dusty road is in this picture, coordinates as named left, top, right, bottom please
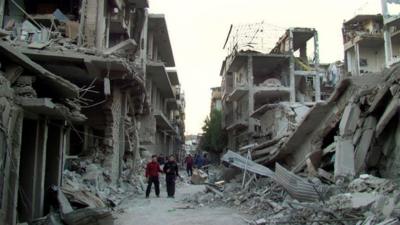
left=115, top=183, right=248, bottom=225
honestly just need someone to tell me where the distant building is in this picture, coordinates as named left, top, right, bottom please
left=342, top=14, right=385, bottom=76
left=138, top=14, right=185, bottom=158
left=220, top=27, right=321, bottom=150
left=184, top=134, right=202, bottom=154
left=210, top=87, right=222, bottom=111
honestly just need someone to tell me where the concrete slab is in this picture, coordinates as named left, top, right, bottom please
left=339, top=103, right=361, bottom=137
left=0, top=42, right=79, bottom=98
left=355, top=129, right=375, bottom=173
left=376, top=97, right=400, bottom=137
left=334, top=137, right=355, bottom=180
left=103, top=39, right=137, bottom=56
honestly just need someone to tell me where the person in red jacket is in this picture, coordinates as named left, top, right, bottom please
left=184, top=154, right=194, bottom=176
left=145, top=155, right=163, bottom=198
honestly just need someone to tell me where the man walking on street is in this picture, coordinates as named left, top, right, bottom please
left=145, top=155, right=163, bottom=198
left=184, top=154, right=194, bottom=176
left=163, top=155, right=180, bottom=198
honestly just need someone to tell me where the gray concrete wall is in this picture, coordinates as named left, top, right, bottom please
left=0, top=76, right=23, bottom=225
left=103, top=85, right=124, bottom=184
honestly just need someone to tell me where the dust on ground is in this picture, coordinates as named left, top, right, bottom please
left=114, top=182, right=248, bottom=225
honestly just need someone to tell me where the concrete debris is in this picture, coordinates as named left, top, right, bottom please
left=339, top=103, right=361, bottom=137
left=191, top=169, right=208, bottom=185
left=187, top=167, right=400, bottom=225
left=334, top=137, right=355, bottom=180
left=193, top=63, right=400, bottom=224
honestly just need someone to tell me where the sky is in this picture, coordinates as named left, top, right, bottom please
left=148, top=0, right=382, bottom=135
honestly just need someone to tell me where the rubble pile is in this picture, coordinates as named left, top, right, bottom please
left=27, top=156, right=149, bottom=225
left=189, top=65, right=400, bottom=224
left=185, top=172, right=399, bottom=225
left=62, top=156, right=148, bottom=208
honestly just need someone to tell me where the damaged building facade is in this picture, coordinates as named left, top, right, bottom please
left=210, top=86, right=222, bottom=112
left=220, top=26, right=322, bottom=150
left=0, top=0, right=184, bottom=224
left=343, top=0, right=400, bottom=76
left=211, top=9, right=400, bottom=225
left=139, top=14, right=185, bottom=158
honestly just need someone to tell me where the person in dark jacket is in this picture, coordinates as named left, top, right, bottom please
left=184, top=154, right=194, bottom=176
left=145, top=155, right=163, bottom=198
left=163, top=155, right=180, bottom=198
left=194, top=153, right=204, bottom=168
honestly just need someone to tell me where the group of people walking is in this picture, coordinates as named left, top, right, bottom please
left=145, top=152, right=209, bottom=198
left=145, top=155, right=180, bottom=198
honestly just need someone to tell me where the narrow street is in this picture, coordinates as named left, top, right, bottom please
left=115, top=183, right=248, bottom=225
left=2, top=1, right=400, bottom=225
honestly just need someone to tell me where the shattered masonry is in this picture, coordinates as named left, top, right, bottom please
left=204, top=1, right=400, bottom=224
left=0, top=0, right=185, bottom=224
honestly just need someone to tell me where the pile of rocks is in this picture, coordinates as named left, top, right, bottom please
left=187, top=172, right=400, bottom=225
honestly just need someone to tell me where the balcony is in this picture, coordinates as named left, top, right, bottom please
left=154, top=110, right=176, bottom=134
left=147, top=61, right=175, bottom=99
left=343, top=15, right=383, bottom=50
left=148, top=14, right=175, bottom=67
left=254, top=86, right=291, bottom=107
left=226, top=119, right=248, bottom=131
left=227, top=85, right=249, bottom=102
left=343, top=32, right=383, bottom=51
left=166, top=98, right=179, bottom=110
left=167, top=69, right=180, bottom=86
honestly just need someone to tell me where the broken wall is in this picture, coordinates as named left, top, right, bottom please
left=138, top=114, right=156, bottom=144
left=103, top=84, right=124, bottom=184
left=284, top=81, right=357, bottom=169
left=0, top=74, right=23, bottom=225
left=359, top=46, right=385, bottom=74
left=258, top=105, right=292, bottom=139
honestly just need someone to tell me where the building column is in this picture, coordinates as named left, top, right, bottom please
left=148, top=32, right=154, bottom=60
left=382, top=0, right=393, bottom=68
left=32, top=119, right=48, bottom=219
left=141, top=9, right=149, bottom=79
left=103, top=84, right=123, bottom=184
left=289, top=29, right=296, bottom=103
left=313, top=31, right=321, bottom=102
left=5, top=106, right=23, bottom=225
left=118, top=91, right=127, bottom=184
left=354, top=43, right=361, bottom=76
left=0, top=0, right=5, bottom=27
left=247, top=56, right=256, bottom=134
left=96, top=0, right=106, bottom=50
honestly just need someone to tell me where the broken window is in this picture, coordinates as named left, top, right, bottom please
left=360, top=58, right=368, bottom=67
left=68, top=125, right=84, bottom=156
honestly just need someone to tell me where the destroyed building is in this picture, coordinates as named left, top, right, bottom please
left=209, top=20, right=400, bottom=224
left=343, top=14, right=386, bottom=76
left=0, top=1, right=184, bottom=224
left=138, top=14, right=185, bottom=159
left=342, top=4, right=400, bottom=77
left=210, top=86, right=222, bottom=112
left=220, top=27, right=322, bottom=150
